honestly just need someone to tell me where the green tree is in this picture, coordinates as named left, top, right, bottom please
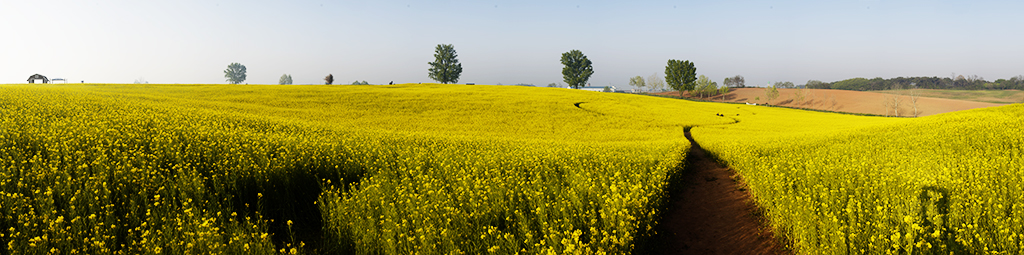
left=547, top=83, right=558, bottom=87
left=224, top=63, right=246, bottom=84
left=806, top=80, right=828, bottom=89
left=428, top=44, right=463, bottom=84
left=279, top=74, right=293, bottom=85
left=723, top=75, right=745, bottom=88
left=560, top=50, right=593, bottom=89
left=602, top=86, right=612, bottom=92
left=629, top=76, right=646, bottom=92
left=775, top=81, right=795, bottom=88
left=765, top=84, right=780, bottom=105
left=719, top=86, right=731, bottom=101
left=665, top=59, right=696, bottom=97
left=325, top=74, right=334, bottom=85
left=695, top=75, right=717, bottom=99
left=352, top=80, right=369, bottom=85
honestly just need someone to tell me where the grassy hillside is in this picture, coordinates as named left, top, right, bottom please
left=0, top=83, right=732, bottom=254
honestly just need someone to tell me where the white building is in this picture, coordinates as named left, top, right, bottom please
left=571, top=86, right=616, bottom=92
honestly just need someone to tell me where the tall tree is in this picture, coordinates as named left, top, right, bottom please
left=723, top=75, right=745, bottom=88
left=647, top=73, right=665, bottom=92
left=428, top=44, right=463, bottom=84
left=665, top=59, right=696, bottom=97
left=325, top=74, right=334, bottom=85
left=279, top=74, right=293, bottom=85
left=629, top=76, right=646, bottom=92
left=224, top=63, right=246, bottom=84
left=561, top=50, right=593, bottom=89
left=909, top=87, right=921, bottom=117
left=695, top=75, right=717, bottom=99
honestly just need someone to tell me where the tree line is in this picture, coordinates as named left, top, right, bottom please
left=806, top=74, right=1024, bottom=91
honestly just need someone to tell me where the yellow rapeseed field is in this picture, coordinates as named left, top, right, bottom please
left=3, top=83, right=1019, bottom=254
left=0, top=83, right=731, bottom=254
left=694, top=102, right=1024, bottom=254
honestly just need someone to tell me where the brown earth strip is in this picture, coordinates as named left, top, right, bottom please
left=653, top=88, right=1006, bottom=117
left=642, top=130, right=790, bottom=255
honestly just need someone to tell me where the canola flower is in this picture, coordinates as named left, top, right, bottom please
left=0, top=83, right=735, bottom=254
left=694, top=102, right=1024, bottom=254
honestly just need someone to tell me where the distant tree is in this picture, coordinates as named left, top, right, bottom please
left=719, top=86, right=731, bottom=101
left=805, top=80, right=828, bottom=89
left=665, top=59, right=696, bottom=97
left=884, top=83, right=905, bottom=117
left=793, top=87, right=806, bottom=105
left=775, top=81, right=795, bottom=89
left=629, top=76, right=646, bottom=92
left=602, top=86, right=612, bottom=92
left=764, top=84, right=780, bottom=105
left=325, top=74, right=334, bottom=85
left=134, top=77, right=148, bottom=84
left=560, top=50, right=593, bottom=89
left=224, top=63, right=247, bottom=84
left=723, top=75, right=745, bottom=88
left=909, top=87, right=922, bottom=117
left=547, top=83, right=558, bottom=87
left=647, top=73, right=665, bottom=92
left=352, top=80, right=369, bottom=85
left=694, top=75, right=717, bottom=99
left=428, top=44, right=463, bottom=84
left=279, top=74, right=293, bottom=85
left=831, top=78, right=871, bottom=91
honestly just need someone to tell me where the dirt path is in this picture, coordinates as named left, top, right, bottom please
left=643, top=130, right=791, bottom=254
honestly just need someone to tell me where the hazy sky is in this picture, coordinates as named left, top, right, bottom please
left=2, top=0, right=1022, bottom=88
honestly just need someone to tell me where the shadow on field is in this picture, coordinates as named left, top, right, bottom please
left=229, top=164, right=363, bottom=254
left=634, top=128, right=791, bottom=255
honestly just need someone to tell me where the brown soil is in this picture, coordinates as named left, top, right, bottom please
left=655, top=88, right=1005, bottom=117
left=642, top=130, right=790, bottom=255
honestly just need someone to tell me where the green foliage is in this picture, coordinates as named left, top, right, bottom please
left=279, top=74, right=293, bottom=85
left=224, top=63, right=247, bottom=84
left=831, top=77, right=872, bottom=91
left=547, top=83, right=558, bottom=87
left=629, top=76, right=646, bottom=91
left=805, top=80, right=828, bottom=89
left=560, top=50, right=593, bottom=89
left=664, top=59, right=696, bottom=96
left=694, top=75, right=718, bottom=99
left=351, top=80, right=369, bottom=85
left=723, top=75, right=745, bottom=88
left=602, top=86, right=612, bottom=92
left=765, top=84, right=780, bottom=104
left=774, top=81, right=795, bottom=89
left=428, top=44, right=463, bottom=84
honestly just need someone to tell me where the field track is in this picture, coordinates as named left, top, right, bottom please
left=648, top=130, right=790, bottom=254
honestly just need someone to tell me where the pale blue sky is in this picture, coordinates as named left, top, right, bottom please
left=2, top=0, right=1022, bottom=88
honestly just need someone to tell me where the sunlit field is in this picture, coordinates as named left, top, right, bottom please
left=695, top=102, right=1024, bottom=254
left=0, top=83, right=729, bottom=254
left=0, top=83, right=1020, bottom=254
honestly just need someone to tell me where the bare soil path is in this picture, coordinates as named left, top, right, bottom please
left=641, top=130, right=791, bottom=255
